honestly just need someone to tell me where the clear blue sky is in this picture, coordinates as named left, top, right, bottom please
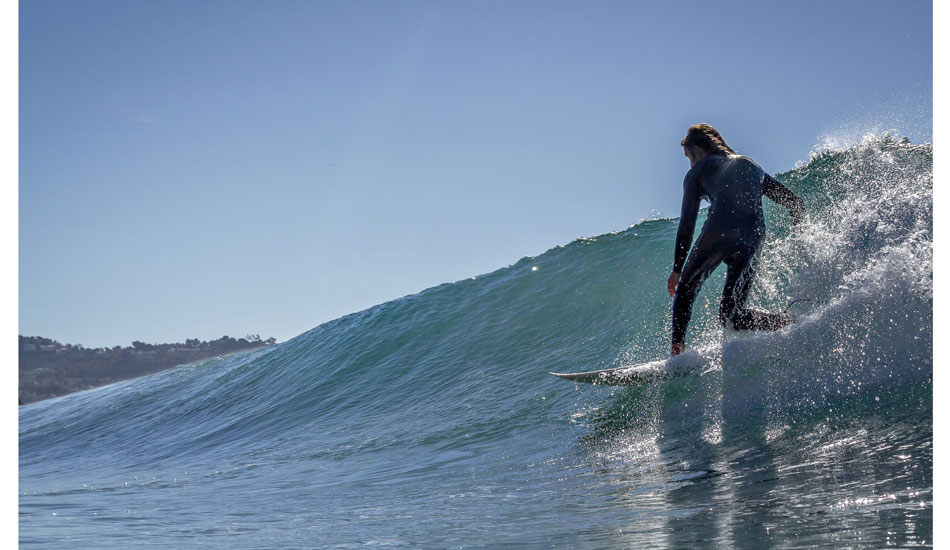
left=18, top=0, right=932, bottom=348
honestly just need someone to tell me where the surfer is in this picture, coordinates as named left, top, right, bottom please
left=667, top=124, right=805, bottom=356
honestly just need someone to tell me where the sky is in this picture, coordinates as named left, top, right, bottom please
left=17, top=0, right=933, bottom=348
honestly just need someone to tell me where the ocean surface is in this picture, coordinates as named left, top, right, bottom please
left=19, top=135, right=932, bottom=548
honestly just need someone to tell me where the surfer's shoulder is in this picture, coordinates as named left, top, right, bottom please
left=684, top=161, right=705, bottom=188
left=731, top=154, right=762, bottom=168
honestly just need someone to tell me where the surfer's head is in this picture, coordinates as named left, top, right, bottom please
left=681, top=123, right=736, bottom=166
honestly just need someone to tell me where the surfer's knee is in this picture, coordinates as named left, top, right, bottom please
left=718, top=300, right=736, bottom=327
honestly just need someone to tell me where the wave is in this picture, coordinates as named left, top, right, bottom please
left=20, top=135, right=932, bottom=542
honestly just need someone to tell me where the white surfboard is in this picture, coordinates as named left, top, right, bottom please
left=549, top=350, right=704, bottom=386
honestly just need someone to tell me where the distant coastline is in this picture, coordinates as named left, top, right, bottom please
left=19, top=335, right=276, bottom=405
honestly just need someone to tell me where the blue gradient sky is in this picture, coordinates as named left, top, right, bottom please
left=18, top=0, right=932, bottom=347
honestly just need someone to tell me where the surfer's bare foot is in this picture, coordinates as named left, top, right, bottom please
left=671, top=343, right=685, bottom=356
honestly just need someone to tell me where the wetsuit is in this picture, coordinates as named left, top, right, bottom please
left=671, top=153, right=804, bottom=348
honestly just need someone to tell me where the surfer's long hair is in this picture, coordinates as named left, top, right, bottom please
left=681, top=123, right=737, bottom=156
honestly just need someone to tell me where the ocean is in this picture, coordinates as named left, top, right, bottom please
left=19, top=135, right=932, bottom=548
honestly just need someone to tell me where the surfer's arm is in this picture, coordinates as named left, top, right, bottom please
left=763, top=174, right=805, bottom=224
left=672, top=167, right=702, bottom=274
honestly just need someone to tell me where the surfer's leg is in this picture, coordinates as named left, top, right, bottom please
left=720, top=249, right=792, bottom=331
left=672, top=241, right=724, bottom=348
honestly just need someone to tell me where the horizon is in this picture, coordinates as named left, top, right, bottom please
left=18, top=332, right=276, bottom=348
left=18, top=0, right=933, bottom=349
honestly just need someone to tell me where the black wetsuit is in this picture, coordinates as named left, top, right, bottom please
left=671, top=153, right=803, bottom=347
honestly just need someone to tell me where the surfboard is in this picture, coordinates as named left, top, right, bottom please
left=549, top=365, right=669, bottom=385
left=549, top=351, right=703, bottom=386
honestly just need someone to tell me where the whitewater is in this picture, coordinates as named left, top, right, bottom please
left=19, top=135, right=932, bottom=548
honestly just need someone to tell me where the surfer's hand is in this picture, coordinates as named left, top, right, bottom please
left=667, top=272, right=680, bottom=297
